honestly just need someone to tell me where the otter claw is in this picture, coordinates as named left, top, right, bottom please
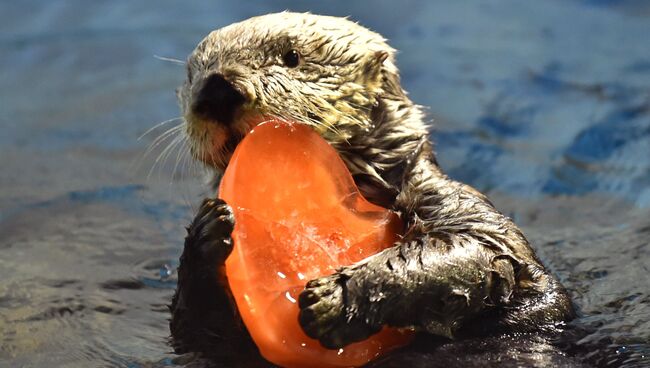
left=186, top=198, right=235, bottom=264
left=299, top=273, right=378, bottom=349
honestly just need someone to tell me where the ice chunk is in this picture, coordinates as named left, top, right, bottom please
left=220, top=120, right=412, bottom=368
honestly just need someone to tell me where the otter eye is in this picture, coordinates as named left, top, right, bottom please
left=282, top=49, right=300, bottom=68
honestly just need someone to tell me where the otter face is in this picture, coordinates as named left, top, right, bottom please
left=178, top=12, right=397, bottom=170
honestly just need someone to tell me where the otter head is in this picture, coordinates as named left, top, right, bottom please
left=178, top=12, right=403, bottom=171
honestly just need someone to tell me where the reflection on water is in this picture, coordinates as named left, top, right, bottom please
left=0, top=1, right=648, bottom=367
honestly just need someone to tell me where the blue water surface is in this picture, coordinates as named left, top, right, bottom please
left=0, top=1, right=648, bottom=367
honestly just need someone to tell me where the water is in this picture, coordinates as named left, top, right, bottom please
left=0, top=1, right=648, bottom=367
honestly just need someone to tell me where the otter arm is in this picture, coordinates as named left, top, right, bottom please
left=299, top=153, right=573, bottom=349
left=298, top=234, right=516, bottom=348
left=170, top=199, right=266, bottom=364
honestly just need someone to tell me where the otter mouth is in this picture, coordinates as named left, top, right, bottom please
left=224, top=132, right=244, bottom=154
left=221, top=130, right=246, bottom=166
left=205, top=115, right=277, bottom=170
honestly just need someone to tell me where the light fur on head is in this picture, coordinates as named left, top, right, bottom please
left=178, top=11, right=429, bottom=192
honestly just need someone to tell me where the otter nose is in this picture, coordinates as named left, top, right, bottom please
left=193, top=73, right=246, bottom=125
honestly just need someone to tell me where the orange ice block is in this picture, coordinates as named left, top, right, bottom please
left=220, top=120, right=412, bottom=368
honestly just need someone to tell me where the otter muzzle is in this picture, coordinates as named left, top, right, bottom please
left=192, top=73, right=246, bottom=125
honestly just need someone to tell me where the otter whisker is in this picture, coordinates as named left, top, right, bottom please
left=130, top=120, right=184, bottom=177
left=140, top=125, right=185, bottom=175
left=207, top=147, right=219, bottom=171
left=138, top=117, right=183, bottom=141
left=171, top=134, right=191, bottom=183
left=148, top=129, right=184, bottom=180
left=287, top=109, right=347, bottom=141
left=154, top=55, right=186, bottom=65
left=161, top=133, right=186, bottom=179
left=187, top=142, right=203, bottom=179
left=179, top=138, right=193, bottom=179
left=182, top=140, right=198, bottom=181
left=143, top=125, right=185, bottom=163
left=144, top=123, right=185, bottom=157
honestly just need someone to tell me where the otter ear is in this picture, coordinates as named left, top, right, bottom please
left=375, top=51, right=389, bottom=64
left=358, top=50, right=391, bottom=91
left=375, top=51, right=405, bottom=100
left=367, top=50, right=389, bottom=71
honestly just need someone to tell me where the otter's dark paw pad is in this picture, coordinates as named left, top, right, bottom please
left=186, top=198, right=235, bottom=263
left=298, top=274, right=377, bottom=349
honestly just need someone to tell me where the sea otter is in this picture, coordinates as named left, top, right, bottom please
left=169, top=12, right=574, bottom=363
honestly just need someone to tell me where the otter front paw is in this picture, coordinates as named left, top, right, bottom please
left=171, top=198, right=257, bottom=357
left=185, top=198, right=235, bottom=265
left=298, top=273, right=380, bottom=349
